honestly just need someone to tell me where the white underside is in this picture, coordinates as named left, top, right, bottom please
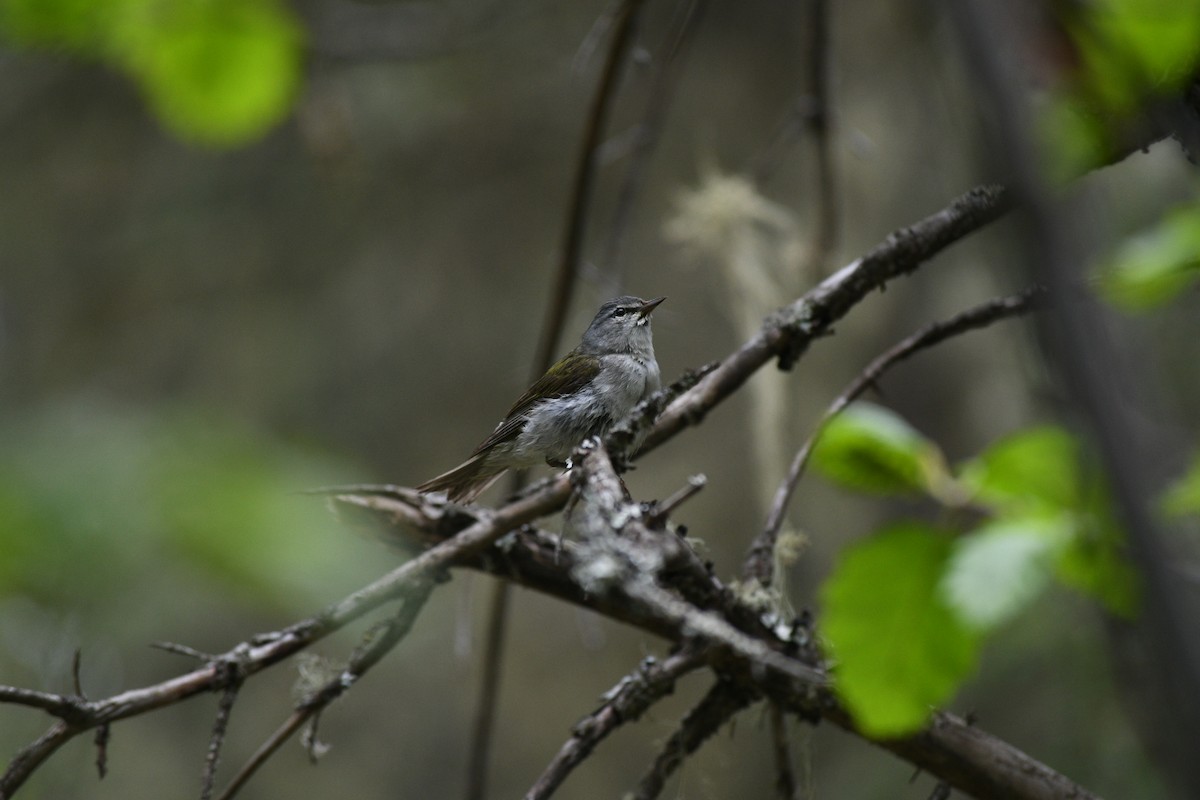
left=490, top=352, right=660, bottom=467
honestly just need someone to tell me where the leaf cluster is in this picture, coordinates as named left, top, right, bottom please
left=813, top=406, right=1136, bottom=736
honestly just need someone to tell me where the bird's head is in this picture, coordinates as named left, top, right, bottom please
left=579, top=295, right=665, bottom=356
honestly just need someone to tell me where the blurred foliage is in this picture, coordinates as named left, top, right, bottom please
left=958, top=426, right=1080, bottom=511
left=0, top=0, right=302, bottom=145
left=810, top=402, right=951, bottom=499
left=942, top=516, right=1072, bottom=629
left=1162, top=452, right=1200, bottom=517
left=815, top=410, right=1137, bottom=735
left=1096, top=202, right=1200, bottom=311
left=820, top=522, right=978, bottom=738
left=0, top=403, right=364, bottom=609
left=1070, top=0, right=1200, bottom=111
left=1042, top=0, right=1200, bottom=174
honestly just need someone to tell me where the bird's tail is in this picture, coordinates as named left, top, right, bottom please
left=416, top=453, right=505, bottom=502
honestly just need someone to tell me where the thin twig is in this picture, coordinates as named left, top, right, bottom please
left=464, top=578, right=512, bottom=800
left=769, top=704, right=797, bottom=800
left=199, top=678, right=241, bottom=800
left=213, top=708, right=308, bottom=800
left=646, top=474, right=707, bottom=527
left=750, top=0, right=833, bottom=196
left=629, top=680, right=758, bottom=800
left=2, top=721, right=75, bottom=795
left=753, top=0, right=837, bottom=267
left=152, top=642, right=216, bottom=661
left=533, top=0, right=647, bottom=372
left=71, top=649, right=84, bottom=698
left=571, top=2, right=617, bottom=76
left=524, top=647, right=706, bottom=800
left=93, top=724, right=110, bottom=780
left=302, top=712, right=326, bottom=764
left=801, top=0, right=836, bottom=275
left=215, top=582, right=433, bottom=800
left=602, top=0, right=707, bottom=286
left=743, top=286, right=1045, bottom=584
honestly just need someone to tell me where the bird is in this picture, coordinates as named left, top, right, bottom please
left=417, top=295, right=665, bottom=502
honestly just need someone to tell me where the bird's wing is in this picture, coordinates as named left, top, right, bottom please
left=470, top=351, right=601, bottom=456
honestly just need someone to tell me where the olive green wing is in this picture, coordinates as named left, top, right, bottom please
left=470, top=351, right=601, bottom=455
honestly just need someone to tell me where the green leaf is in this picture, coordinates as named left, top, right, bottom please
left=1040, top=0, right=1200, bottom=174
left=0, top=0, right=122, bottom=51
left=1038, top=94, right=1109, bottom=183
left=1087, top=0, right=1200, bottom=100
left=957, top=426, right=1138, bottom=614
left=1056, top=525, right=1139, bottom=618
left=0, top=0, right=303, bottom=146
left=821, top=523, right=979, bottom=737
left=812, top=403, right=948, bottom=497
left=1162, top=454, right=1200, bottom=518
left=1097, top=205, right=1200, bottom=312
left=114, top=0, right=303, bottom=146
left=959, top=426, right=1080, bottom=512
left=941, top=517, right=1072, bottom=630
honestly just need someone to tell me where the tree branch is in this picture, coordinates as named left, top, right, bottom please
left=769, top=703, right=798, bottom=800
left=1, top=722, right=74, bottom=797
left=819, top=705, right=1100, bottom=800
left=0, top=687, right=86, bottom=720
left=0, top=484, right=554, bottom=796
left=215, top=581, right=433, bottom=800
left=629, top=679, right=758, bottom=800
left=342, top=450, right=1102, bottom=800
left=199, top=677, right=241, bottom=800
left=642, top=183, right=1013, bottom=452
left=524, top=647, right=706, bottom=800
left=1, top=185, right=1044, bottom=799
left=743, top=285, right=1045, bottom=585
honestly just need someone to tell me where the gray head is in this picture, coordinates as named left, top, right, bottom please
left=578, top=295, right=665, bottom=356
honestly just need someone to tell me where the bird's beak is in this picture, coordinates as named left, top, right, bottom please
left=636, top=296, right=666, bottom=320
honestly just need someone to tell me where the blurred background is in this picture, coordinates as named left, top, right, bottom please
left=0, top=0, right=1197, bottom=797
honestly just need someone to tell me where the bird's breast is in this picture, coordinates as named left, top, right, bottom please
left=511, top=352, right=660, bottom=464
left=594, top=353, right=660, bottom=418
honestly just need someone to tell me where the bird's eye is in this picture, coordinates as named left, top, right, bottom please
left=612, top=307, right=629, bottom=317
